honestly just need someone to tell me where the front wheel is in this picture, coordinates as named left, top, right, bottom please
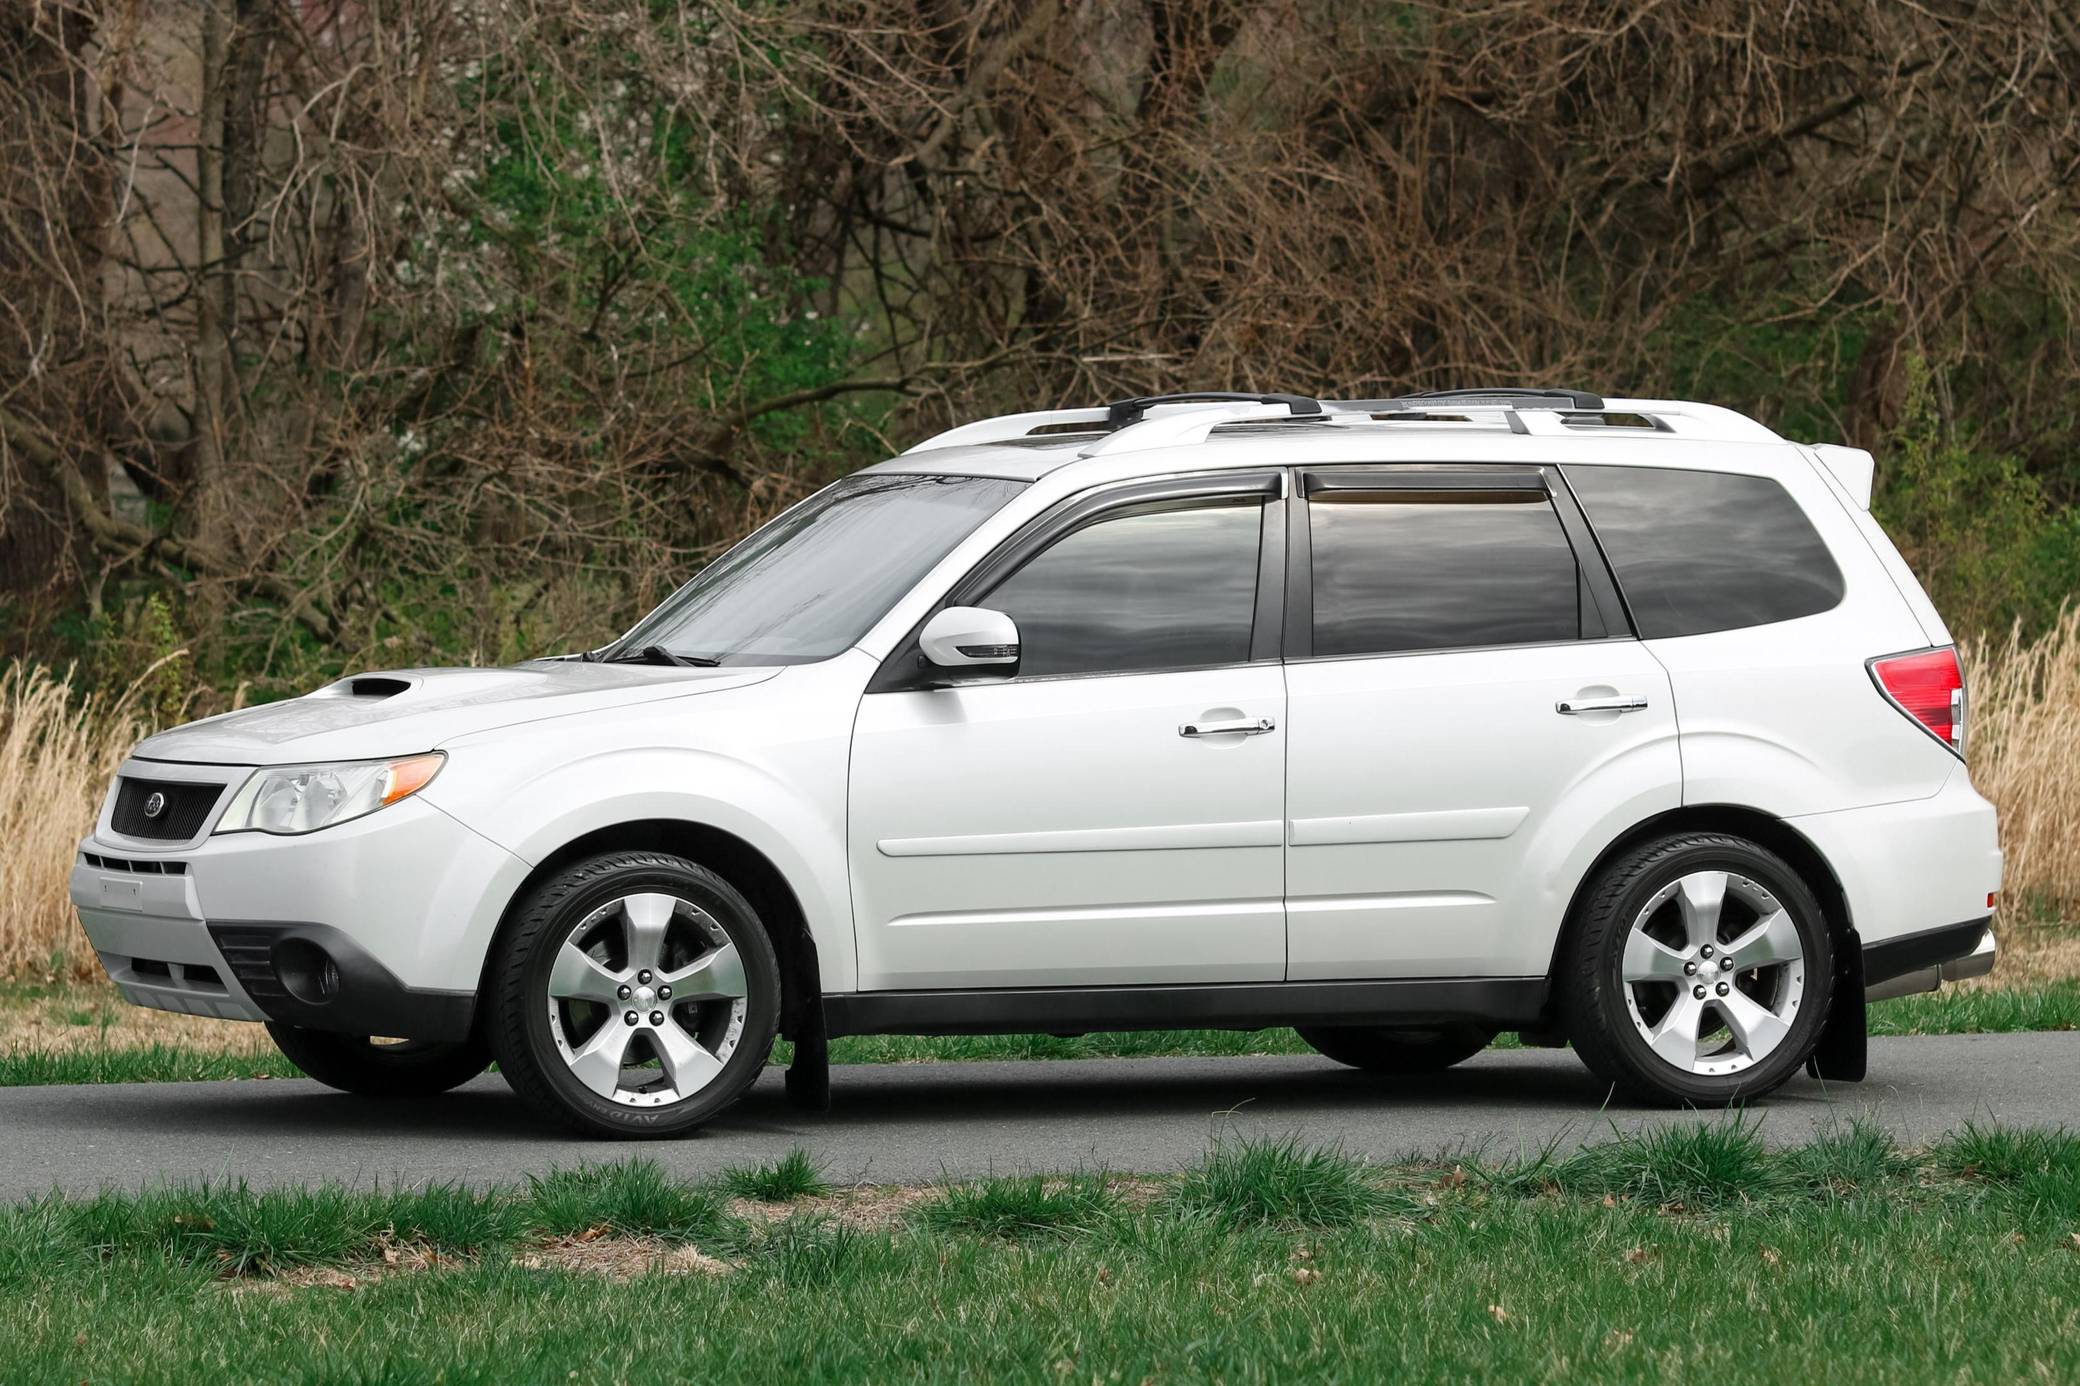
left=1559, top=832, right=1833, bottom=1106
left=1297, top=1023, right=1495, bottom=1074
left=265, top=1024, right=491, bottom=1097
left=485, top=851, right=781, bottom=1138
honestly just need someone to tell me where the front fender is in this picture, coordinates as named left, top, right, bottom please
left=424, top=744, right=857, bottom=993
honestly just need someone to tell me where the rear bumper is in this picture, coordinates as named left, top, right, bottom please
left=1864, top=918, right=1997, bottom=1002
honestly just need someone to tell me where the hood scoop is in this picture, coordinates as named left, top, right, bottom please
left=319, top=675, right=415, bottom=701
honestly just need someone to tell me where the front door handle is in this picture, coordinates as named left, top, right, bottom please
left=1555, top=695, right=1649, bottom=715
left=1179, top=716, right=1276, bottom=738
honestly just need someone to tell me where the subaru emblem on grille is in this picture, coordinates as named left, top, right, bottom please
left=143, top=791, right=166, bottom=819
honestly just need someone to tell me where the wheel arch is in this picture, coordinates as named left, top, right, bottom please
left=1545, top=803, right=1854, bottom=988
left=479, top=819, right=826, bottom=1044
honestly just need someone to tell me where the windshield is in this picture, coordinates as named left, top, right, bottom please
left=606, top=472, right=1026, bottom=666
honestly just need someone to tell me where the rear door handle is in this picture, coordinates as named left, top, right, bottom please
left=1179, top=717, right=1276, bottom=737
left=1555, top=696, right=1649, bottom=715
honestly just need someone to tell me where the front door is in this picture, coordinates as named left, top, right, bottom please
left=849, top=477, right=1288, bottom=990
left=1280, top=466, right=1682, bottom=980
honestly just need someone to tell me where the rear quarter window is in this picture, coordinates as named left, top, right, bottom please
left=1561, top=464, right=1845, bottom=639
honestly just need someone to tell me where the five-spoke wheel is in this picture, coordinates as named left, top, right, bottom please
left=1560, top=833, right=1832, bottom=1105
left=487, top=852, right=779, bottom=1137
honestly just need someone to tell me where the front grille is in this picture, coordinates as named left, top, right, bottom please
left=110, top=777, right=225, bottom=840
left=83, top=852, right=187, bottom=875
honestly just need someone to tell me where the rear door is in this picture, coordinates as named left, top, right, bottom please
left=1281, top=465, right=1681, bottom=980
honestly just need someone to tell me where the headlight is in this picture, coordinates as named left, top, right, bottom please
left=215, top=753, right=445, bottom=836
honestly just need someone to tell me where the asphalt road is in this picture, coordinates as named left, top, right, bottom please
left=1, top=1033, right=2075, bottom=1199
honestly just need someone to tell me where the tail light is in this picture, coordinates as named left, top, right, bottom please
left=1868, top=647, right=1966, bottom=757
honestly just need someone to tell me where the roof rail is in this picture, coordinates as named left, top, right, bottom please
left=1333, top=387, right=1606, bottom=412
left=1083, top=400, right=1317, bottom=456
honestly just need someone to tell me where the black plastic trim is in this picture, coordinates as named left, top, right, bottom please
left=1339, top=387, right=1606, bottom=411
left=1861, top=917, right=1991, bottom=987
left=821, top=977, right=1549, bottom=1038
left=205, top=921, right=475, bottom=1041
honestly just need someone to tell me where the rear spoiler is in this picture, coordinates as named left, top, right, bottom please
left=1811, top=443, right=1875, bottom=508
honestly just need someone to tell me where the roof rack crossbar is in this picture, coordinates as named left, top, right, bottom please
left=1105, top=392, right=1322, bottom=427
left=1333, top=387, right=1606, bottom=412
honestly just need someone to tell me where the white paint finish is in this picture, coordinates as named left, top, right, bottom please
left=1287, top=806, right=1528, bottom=847
left=1283, top=642, right=1681, bottom=979
left=849, top=665, right=1287, bottom=989
left=1789, top=765, right=2001, bottom=948
left=879, top=819, right=1284, bottom=858
left=1643, top=456, right=1957, bottom=818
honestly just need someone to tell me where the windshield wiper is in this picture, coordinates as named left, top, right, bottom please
left=604, top=645, right=721, bottom=667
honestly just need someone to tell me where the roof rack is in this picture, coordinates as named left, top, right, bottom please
left=903, top=392, right=1323, bottom=454
left=902, top=386, right=1782, bottom=456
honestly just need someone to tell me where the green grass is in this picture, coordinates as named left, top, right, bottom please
left=524, top=1160, right=726, bottom=1241
left=1168, top=1133, right=1401, bottom=1227
left=1, top=980, right=2076, bottom=1089
left=718, top=1147, right=829, bottom=1203
left=922, top=1172, right=1122, bottom=1239
left=5, top=1127, right=2080, bottom=1382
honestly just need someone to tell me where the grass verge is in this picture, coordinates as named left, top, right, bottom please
left=4, top=1127, right=2080, bottom=1382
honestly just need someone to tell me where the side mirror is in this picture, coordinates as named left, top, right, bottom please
left=918, top=606, right=1020, bottom=680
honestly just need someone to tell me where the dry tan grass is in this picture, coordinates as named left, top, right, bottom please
left=1962, top=606, right=2080, bottom=917
left=0, top=662, right=151, bottom=980
left=0, top=982, right=276, bottom=1056
left=0, top=614, right=2075, bottom=991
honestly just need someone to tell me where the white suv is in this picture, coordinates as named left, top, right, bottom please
left=71, top=389, right=2001, bottom=1136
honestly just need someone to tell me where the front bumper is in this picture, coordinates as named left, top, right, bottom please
left=71, top=788, right=530, bottom=1040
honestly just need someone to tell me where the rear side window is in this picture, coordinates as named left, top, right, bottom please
left=1562, top=465, right=1844, bottom=638
left=983, top=499, right=1264, bottom=678
left=1308, top=490, right=1585, bottom=657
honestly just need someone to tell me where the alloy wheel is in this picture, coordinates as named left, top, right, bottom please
left=1619, top=870, right=1806, bottom=1077
left=543, top=891, right=748, bottom=1107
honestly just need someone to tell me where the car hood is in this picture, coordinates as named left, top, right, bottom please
left=131, top=661, right=781, bottom=766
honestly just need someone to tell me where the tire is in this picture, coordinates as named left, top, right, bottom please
left=1296, top=1023, right=1495, bottom=1073
left=265, top=1024, right=490, bottom=1097
left=485, top=851, right=781, bottom=1138
left=1559, top=832, right=1833, bottom=1106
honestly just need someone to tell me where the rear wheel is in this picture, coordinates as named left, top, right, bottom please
left=265, top=1024, right=490, bottom=1097
left=486, top=851, right=780, bottom=1138
left=1296, top=1023, right=1495, bottom=1073
left=1559, top=832, right=1832, bottom=1105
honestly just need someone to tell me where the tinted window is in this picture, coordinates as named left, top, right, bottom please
left=984, top=500, right=1263, bottom=677
left=1309, top=490, right=1584, bottom=656
left=1562, top=465, right=1844, bottom=638
left=611, top=472, right=1025, bottom=665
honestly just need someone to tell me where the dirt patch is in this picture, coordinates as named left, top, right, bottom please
left=517, top=1234, right=735, bottom=1280
left=729, top=1182, right=944, bottom=1229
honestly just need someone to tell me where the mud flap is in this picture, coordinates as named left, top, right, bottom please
left=785, top=1022, right=831, bottom=1111
left=1806, top=931, right=1867, bottom=1082
left=781, top=923, right=832, bottom=1113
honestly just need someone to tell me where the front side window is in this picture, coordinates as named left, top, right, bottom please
left=982, top=499, right=1264, bottom=678
left=1561, top=464, right=1844, bottom=638
left=611, top=472, right=1026, bottom=665
left=1308, top=489, right=1585, bottom=657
